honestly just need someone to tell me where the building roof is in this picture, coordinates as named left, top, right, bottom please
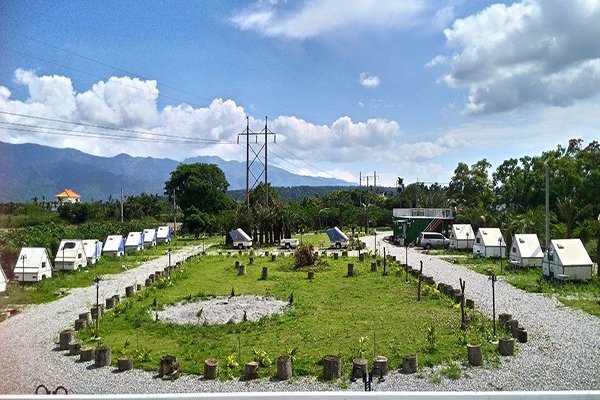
left=513, top=234, right=543, bottom=258
left=551, top=239, right=593, bottom=266
left=125, top=232, right=143, bottom=246
left=55, top=189, right=81, bottom=199
left=451, top=224, right=475, bottom=240
left=143, top=229, right=157, bottom=241
left=477, top=228, right=505, bottom=247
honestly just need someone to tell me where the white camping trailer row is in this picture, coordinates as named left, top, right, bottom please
left=449, top=224, right=475, bottom=250
left=543, top=239, right=593, bottom=281
left=13, top=247, right=53, bottom=282
left=54, top=240, right=88, bottom=271
left=473, top=228, right=506, bottom=258
left=509, top=234, right=543, bottom=267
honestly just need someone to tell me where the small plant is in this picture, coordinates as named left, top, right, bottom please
left=442, top=362, right=461, bottom=379
left=117, top=339, right=131, bottom=358
left=196, top=308, right=203, bottom=324
left=253, top=348, right=272, bottom=367
left=426, top=323, right=437, bottom=354
left=133, top=346, right=152, bottom=363
left=354, top=336, right=369, bottom=359
left=230, top=287, right=235, bottom=297
left=286, top=347, right=298, bottom=363
left=289, top=291, right=294, bottom=305
left=243, top=310, right=247, bottom=321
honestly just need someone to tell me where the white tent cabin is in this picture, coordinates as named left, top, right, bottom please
left=473, top=228, right=506, bottom=258
left=103, top=235, right=125, bottom=256
left=143, top=229, right=157, bottom=248
left=157, top=226, right=172, bottom=243
left=543, top=239, right=593, bottom=281
left=449, top=224, right=475, bottom=250
left=13, top=247, right=53, bottom=282
left=509, top=234, right=543, bottom=268
left=0, top=264, right=7, bottom=293
left=82, top=239, right=103, bottom=265
left=125, top=232, right=144, bottom=252
left=54, top=240, right=88, bottom=271
left=228, top=228, right=252, bottom=249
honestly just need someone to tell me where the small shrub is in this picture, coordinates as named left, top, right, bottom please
left=253, top=348, right=272, bottom=367
left=294, top=245, right=317, bottom=269
left=426, top=323, right=437, bottom=354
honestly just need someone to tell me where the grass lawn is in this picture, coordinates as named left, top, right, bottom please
left=0, top=237, right=203, bottom=309
left=431, top=250, right=600, bottom=318
left=78, top=253, right=503, bottom=380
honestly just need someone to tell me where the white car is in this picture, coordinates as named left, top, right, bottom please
left=280, top=238, right=299, bottom=249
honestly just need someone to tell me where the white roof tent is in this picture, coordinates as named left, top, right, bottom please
left=14, top=247, right=53, bottom=282
left=143, top=229, right=157, bottom=247
left=0, top=264, right=7, bottom=293
left=103, top=235, right=125, bottom=256
left=510, top=234, right=543, bottom=268
left=54, top=240, right=88, bottom=271
left=82, top=239, right=103, bottom=265
left=157, top=226, right=171, bottom=243
left=125, top=232, right=144, bottom=251
left=229, top=228, right=252, bottom=242
left=473, top=228, right=506, bottom=258
left=326, top=227, right=350, bottom=249
left=543, top=239, right=593, bottom=281
left=449, top=224, right=475, bottom=250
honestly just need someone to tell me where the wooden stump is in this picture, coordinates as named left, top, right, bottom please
left=125, top=285, right=135, bottom=297
left=372, top=356, right=388, bottom=377
left=79, top=312, right=92, bottom=325
left=402, top=354, right=418, bottom=374
left=261, top=267, right=269, bottom=280
left=159, top=354, right=180, bottom=380
left=370, top=262, right=377, bottom=272
left=95, top=346, right=112, bottom=367
left=264, top=251, right=269, bottom=257
left=59, top=329, right=76, bottom=350
left=307, top=271, right=314, bottom=280
left=498, top=338, right=515, bottom=356
left=118, top=356, right=133, bottom=372
left=333, top=253, right=339, bottom=260
left=322, top=355, right=341, bottom=380
left=277, top=355, right=292, bottom=380
left=517, top=327, right=528, bottom=343
left=271, top=254, right=277, bottom=262
left=136, top=283, right=142, bottom=291
left=347, top=263, right=355, bottom=277
left=68, top=341, right=82, bottom=356
left=342, top=251, right=348, bottom=257
left=204, top=358, right=219, bottom=380
left=467, top=343, right=482, bottom=366
left=238, top=264, right=246, bottom=276
left=358, top=253, right=365, bottom=262
left=466, top=298, right=475, bottom=310
left=74, top=318, right=87, bottom=331
left=244, top=361, right=259, bottom=380
left=90, top=305, right=103, bottom=320
left=352, top=358, right=368, bottom=378
left=507, top=319, right=519, bottom=338
left=155, top=271, right=161, bottom=278
left=105, top=297, right=116, bottom=309
left=149, top=274, right=155, bottom=282
left=112, top=295, right=120, bottom=305
left=499, top=313, right=512, bottom=326
left=79, top=347, right=95, bottom=362
left=235, top=260, right=240, bottom=269
left=145, top=278, right=152, bottom=287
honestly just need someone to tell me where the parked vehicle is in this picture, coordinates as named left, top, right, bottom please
left=326, top=227, right=349, bottom=249
left=417, top=232, right=449, bottom=249
left=280, top=238, right=299, bottom=249
left=229, top=228, right=252, bottom=249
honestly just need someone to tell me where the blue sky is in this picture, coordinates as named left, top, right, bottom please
left=1, top=0, right=599, bottom=187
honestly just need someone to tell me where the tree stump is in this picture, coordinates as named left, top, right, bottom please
left=261, top=267, right=268, bottom=280
left=342, top=251, right=348, bottom=257
left=358, top=253, right=365, bottom=262
left=271, top=254, right=276, bottom=262
left=74, top=318, right=87, bottom=331
left=145, top=278, right=152, bottom=287
left=149, top=274, right=155, bottom=282
left=79, top=347, right=95, bottom=362
left=68, top=341, right=82, bottom=356
left=59, top=329, right=76, bottom=350
left=235, top=260, right=240, bottom=269
left=517, top=327, right=528, bottom=343
left=159, top=354, right=180, bottom=380
left=125, top=285, right=135, bottom=297
left=467, top=343, right=482, bottom=366
left=352, top=358, right=368, bottom=378
left=112, top=295, right=120, bottom=305
left=498, top=338, right=515, bottom=356
left=118, top=356, right=133, bottom=372
left=277, top=355, right=292, bottom=380
left=105, top=297, right=116, bottom=309
left=307, top=271, right=314, bottom=280
left=322, top=355, right=341, bottom=380
left=371, top=262, right=377, bottom=272
left=136, top=284, right=142, bottom=291
left=90, top=306, right=102, bottom=320
left=244, top=361, right=259, bottom=380
left=155, top=271, right=161, bottom=278
left=95, top=346, right=112, bottom=367
left=79, top=312, right=92, bottom=325
left=333, top=253, right=339, bottom=260
left=507, top=319, right=519, bottom=338
left=347, top=263, right=355, bottom=277
left=402, top=354, right=418, bottom=374
left=372, top=355, right=388, bottom=377
left=204, top=358, right=219, bottom=380
left=264, top=251, right=269, bottom=257
left=499, top=313, right=512, bottom=326
left=238, top=264, right=246, bottom=276
left=466, top=298, right=475, bottom=310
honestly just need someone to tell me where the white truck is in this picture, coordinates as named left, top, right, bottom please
left=280, top=238, right=300, bottom=249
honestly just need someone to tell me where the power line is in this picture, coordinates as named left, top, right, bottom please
left=273, top=142, right=337, bottom=180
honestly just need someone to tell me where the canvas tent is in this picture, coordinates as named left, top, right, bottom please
left=0, top=264, right=7, bottom=293
left=326, top=227, right=350, bottom=249
left=54, top=240, right=88, bottom=271
left=143, top=229, right=157, bottom=247
left=449, top=224, right=475, bottom=250
left=14, top=247, right=53, bottom=282
left=473, top=228, right=506, bottom=258
left=157, top=226, right=171, bottom=243
left=228, top=228, right=252, bottom=249
left=543, top=239, right=593, bottom=281
left=82, top=239, right=102, bottom=265
left=509, top=234, right=543, bottom=267
left=103, top=235, right=125, bottom=256
left=125, top=232, right=144, bottom=252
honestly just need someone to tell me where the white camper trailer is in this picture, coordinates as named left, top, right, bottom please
left=449, top=224, right=475, bottom=250
left=228, top=228, right=252, bottom=249
left=157, top=226, right=171, bottom=243
left=125, top=232, right=144, bottom=252
left=543, top=239, right=593, bottom=281
left=14, top=247, right=53, bottom=282
left=54, top=240, right=88, bottom=271
left=143, top=229, right=157, bottom=247
left=0, top=265, right=7, bottom=293
left=82, top=239, right=102, bottom=265
left=509, top=234, right=543, bottom=267
left=473, top=228, right=506, bottom=258
left=103, top=235, right=125, bottom=256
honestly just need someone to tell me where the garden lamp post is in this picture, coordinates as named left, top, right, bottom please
left=202, top=234, right=206, bottom=254
left=383, top=247, right=387, bottom=276
left=93, top=275, right=101, bottom=339
left=489, top=273, right=497, bottom=339
left=466, top=232, right=470, bottom=253
left=168, top=248, right=172, bottom=278
left=374, top=230, right=377, bottom=256
left=62, top=245, right=65, bottom=270
left=21, top=254, right=27, bottom=284
left=498, top=237, right=504, bottom=273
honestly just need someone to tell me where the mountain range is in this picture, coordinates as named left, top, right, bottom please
left=0, top=141, right=353, bottom=202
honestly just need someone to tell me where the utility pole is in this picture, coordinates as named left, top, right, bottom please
left=173, top=190, right=177, bottom=237
left=120, top=189, right=124, bottom=224
left=545, top=163, right=550, bottom=249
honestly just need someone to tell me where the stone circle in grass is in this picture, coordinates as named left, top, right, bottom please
left=156, top=295, right=290, bottom=325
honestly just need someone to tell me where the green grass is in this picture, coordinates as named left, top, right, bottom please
left=0, top=238, right=201, bottom=308
left=433, top=250, right=600, bottom=318
left=78, top=253, right=502, bottom=380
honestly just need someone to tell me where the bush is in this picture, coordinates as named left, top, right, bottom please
left=294, top=245, right=317, bottom=269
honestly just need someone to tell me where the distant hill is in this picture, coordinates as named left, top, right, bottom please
left=0, top=141, right=353, bottom=202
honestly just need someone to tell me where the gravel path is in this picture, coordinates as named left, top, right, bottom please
left=0, top=238, right=599, bottom=394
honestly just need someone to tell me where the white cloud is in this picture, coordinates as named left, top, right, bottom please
left=424, top=55, right=447, bottom=68
left=359, top=73, right=381, bottom=88
left=297, top=167, right=356, bottom=183
left=437, top=0, right=600, bottom=114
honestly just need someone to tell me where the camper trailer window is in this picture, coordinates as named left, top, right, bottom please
left=42, top=262, right=46, bottom=268
left=512, top=247, right=516, bottom=253
left=64, top=242, right=76, bottom=249
left=78, top=253, right=82, bottom=259
left=476, top=238, right=480, bottom=244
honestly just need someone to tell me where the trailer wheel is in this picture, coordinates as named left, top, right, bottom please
left=335, top=243, right=341, bottom=249
left=238, top=243, right=244, bottom=250
left=285, top=243, right=291, bottom=249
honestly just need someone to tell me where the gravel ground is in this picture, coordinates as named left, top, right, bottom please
left=0, top=238, right=599, bottom=395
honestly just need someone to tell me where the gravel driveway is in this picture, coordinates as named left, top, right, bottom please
left=0, top=239, right=598, bottom=394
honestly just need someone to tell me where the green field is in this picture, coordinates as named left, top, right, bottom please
left=77, top=252, right=504, bottom=380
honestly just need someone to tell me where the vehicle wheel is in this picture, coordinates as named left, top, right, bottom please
left=285, top=243, right=291, bottom=249
left=238, top=243, right=244, bottom=250
left=425, top=243, right=432, bottom=250
left=335, top=243, right=341, bottom=249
